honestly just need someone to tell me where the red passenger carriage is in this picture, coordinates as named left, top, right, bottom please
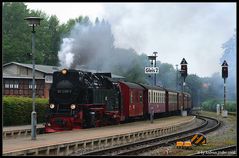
left=118, top=81, right=144, bottom=121
left=139, top=84, right=166, bottom=117
left=166, top=89, right=178, bottom=112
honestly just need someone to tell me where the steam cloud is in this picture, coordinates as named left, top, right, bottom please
left=58, top=20, right=140, bottom=74
left=58, top=38, right=75, bottom=68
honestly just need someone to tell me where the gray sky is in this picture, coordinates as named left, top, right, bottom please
left=26, top=2, right=236, bottom=77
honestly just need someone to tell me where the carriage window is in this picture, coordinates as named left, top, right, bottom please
left=140, top=93, right=143, bottom=103
left=156, top=92, right=158, bottom=103
left=152, top=92, right=154, bottom=103
left=151, top=91, right=153, bottom=103
left=157, top=92, right=159, bottom=103
left=155, top=92, right=157, bottom=103
left=155, top=92, right=156, bottom=103
left=148, top=91, right=150, bottom=103
left=162, top=93, right=164, bottom=103
left=130, top=91, right=133, bottom=104
left=154, top=92, right=156, bottom=103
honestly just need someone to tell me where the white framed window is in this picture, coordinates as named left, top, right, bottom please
left=5, top=83, right=10, bottom=88
left=29, top=80, right=37, bottom=89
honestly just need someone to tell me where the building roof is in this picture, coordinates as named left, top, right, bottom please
left=3, top=62, right=125, bottom=79
left=3, top=62, right=66, bottom=74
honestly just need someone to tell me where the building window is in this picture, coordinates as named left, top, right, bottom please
left=29, top=80, right=37, bottom=89
left=4, top=80, right=10, bottom=88
left=4, top=80, right=19, bottom=89
left=14, top=80, right=19, bottom=89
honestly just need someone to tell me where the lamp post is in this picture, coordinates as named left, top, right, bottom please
left=24, top=17, right=43, bottom=140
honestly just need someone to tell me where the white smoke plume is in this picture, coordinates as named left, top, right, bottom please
left=58, top=38, right=75, bottom=68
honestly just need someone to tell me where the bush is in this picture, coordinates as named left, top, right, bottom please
left=3, top=96, right=48, bottom=126
left=224, top=101, right=237, bottom=112
left=202, top=99, right=236, bottom=112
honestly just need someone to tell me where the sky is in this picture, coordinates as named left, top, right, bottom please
left=25, top=2, right=236, bottom=77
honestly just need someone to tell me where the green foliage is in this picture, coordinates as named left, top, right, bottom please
left=3, top=3, right=62, bottom=65
left=202, top=99, right=221, bottom=112
left=224, top=101, right=237, bottom=112
left=202, top=99, right=236, bottom=112
left=3, top=2, right=31, bottom=63
left=3, top=96, right=48, bottom=126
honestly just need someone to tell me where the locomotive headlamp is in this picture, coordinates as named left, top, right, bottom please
left=71, top=104, right=76, bottom=109
left=50, top=104, right=55, bottom=109
left=62, top=69, right=67, bottom=75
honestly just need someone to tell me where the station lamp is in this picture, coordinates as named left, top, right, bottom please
left=24, top=16, right=43, bottom=140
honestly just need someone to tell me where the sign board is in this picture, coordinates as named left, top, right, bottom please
left=145, top=67, right=159, bottom=74
left=45, top=75, right=53, bottom=83
left=191, top=133, right=206, bottom=145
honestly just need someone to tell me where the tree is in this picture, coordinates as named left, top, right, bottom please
left=3, top=3, right=62, bottom=65
left=42, top=15, right=61, bottom=65
left=185, top=74, right=203, bottom=106
left=220, top=32, right=236, bottom=100
left=3, top=2, right=31, bottom=63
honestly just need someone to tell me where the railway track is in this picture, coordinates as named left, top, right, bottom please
left=71, top=115, right=221, bottom=156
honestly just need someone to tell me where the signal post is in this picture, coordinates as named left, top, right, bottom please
left=221, top=60, right=228, bottom=113
left=180, top=58, right=188, bottom=114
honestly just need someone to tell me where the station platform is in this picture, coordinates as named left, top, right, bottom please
left=3, top=124, right=45, bottom=138
left=3, top=124, right=44, bottom=132
left=3, top=115, right=195, bottom=155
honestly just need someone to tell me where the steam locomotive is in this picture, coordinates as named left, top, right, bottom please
left=45, top=69, right=192, bottom=133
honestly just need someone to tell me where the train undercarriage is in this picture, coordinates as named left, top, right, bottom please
left=45, top=104, right=121, bottom=133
